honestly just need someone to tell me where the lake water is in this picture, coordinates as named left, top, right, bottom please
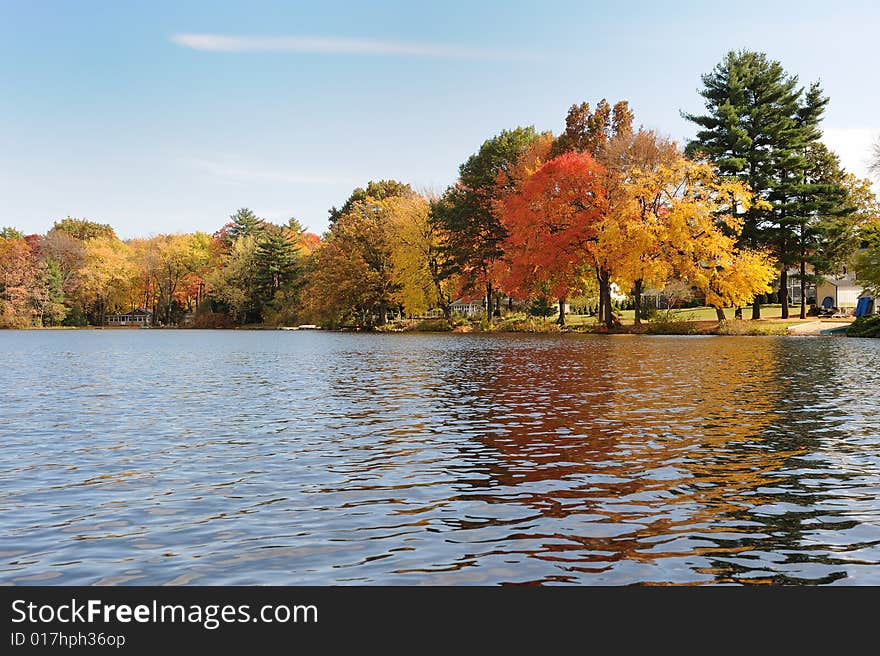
left=1, top=330, right=879, bottom=585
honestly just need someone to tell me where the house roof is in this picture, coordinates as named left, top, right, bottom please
left=821, top=276, right=863, bottom=290
left=112, top=307, right=152, bottom=317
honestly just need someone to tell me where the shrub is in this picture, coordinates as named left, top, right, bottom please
left=847, top=314, right=880, bottom=338
left=529, top=297, right=555, bottom=318
left=61, top=306, right=87, bottom=327
left=716, top=320, right=789, bottom=336
left=413, top=318, right=452, bottom=332
left=644, top=319, right=698, bottom=335
left=491, top=316, right=560, bottom=332
left=191, top=311, right=234, bottom=329
left=639, top=304, right=659, bottom=321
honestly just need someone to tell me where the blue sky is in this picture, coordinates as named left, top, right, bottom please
left=2, top=0, right=878, bottom=238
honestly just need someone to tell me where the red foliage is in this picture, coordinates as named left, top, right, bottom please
left=298, top=232, right=321, bottom=254
left=499, top=152, right=607, bottom=300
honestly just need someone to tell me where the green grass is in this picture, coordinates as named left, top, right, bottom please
left=478, top=305, right=825, bottom=336
left=563, top=304, right=811, bottom=326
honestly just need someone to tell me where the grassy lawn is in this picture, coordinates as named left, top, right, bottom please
left=553, top=304, right=834, bottom=327
left=480, top=303, right=855, bottom=335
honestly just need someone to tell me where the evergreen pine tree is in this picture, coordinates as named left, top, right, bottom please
left=793, top=144, right=856, bottom=317
left=254, top=227, right=301, bottom=311
left=684, top=50, right=804, bottom=319
left=226, top=208, right=264, bottom=243
left=768, top=82, right=829, bottom=318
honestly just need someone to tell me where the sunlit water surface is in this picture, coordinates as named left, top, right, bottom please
left=1, top=330, right=879, bottom=585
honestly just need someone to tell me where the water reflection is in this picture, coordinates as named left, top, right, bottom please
left=0, top=331, right=878, bottom=585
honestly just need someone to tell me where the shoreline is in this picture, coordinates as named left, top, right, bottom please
left=6, top=319, right=862, bottom=337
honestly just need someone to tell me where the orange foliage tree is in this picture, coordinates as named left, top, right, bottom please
left=498, top=151, right=607, bottom=325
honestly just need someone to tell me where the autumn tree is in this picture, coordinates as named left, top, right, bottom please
left=52, top=217, right=116, bottom=241
left=684, top=50, right=829, bottom=319
left=143, top=233, right=211, bottom=325
left=552, top=99, right=635, bottom=326
left=303, top=200, right=400, bottom=328
left=41, top=228, right=86, bottom=297
left=552, top=99, right=633, bottom=160
left=434, top=126, right=539, bottom=321
left=655, top=160, right=777, bottom=319
left=386, top=193, right=458, bottom=322
left=75, top=236, right=135, bottom=324
left=499, top=152, right=607, bottom=326
left=329, top=180, right=414, bottom=224
left=599, top=130, right=680, bottom=325
left=0, top=235, right=38, bottom=327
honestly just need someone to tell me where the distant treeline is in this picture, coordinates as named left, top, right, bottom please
left=2, top=49, right=879, bottom=329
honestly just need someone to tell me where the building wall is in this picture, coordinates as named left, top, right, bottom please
left=816, top=282, right=838, bottom=308
left=838, top=287, right=862, bottom=308
left=816, top=282, right=863, bottom=310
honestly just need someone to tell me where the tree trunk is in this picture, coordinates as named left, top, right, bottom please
left=494, top=294, right=501, bottom=317
left=633, top=279, right=643, bottom=327
left=600, top=269, right=613, bottom=329
left=799, top=259, right=807, bottom=320
left=779, top=269, right=789, bottom=319
left=485, top=281, right=492, bottom=321
left=752, top=299, right=761, bottom=320
left=596, top=268, right=605, bottom=326
left=715, top=306, right=727, bottom=322
left=557, top=297, right=566, bottom=326
left=734, top=307, right=743, bottom=320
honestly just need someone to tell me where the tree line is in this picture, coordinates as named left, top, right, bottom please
left=2, top=49, right=879, bottom=330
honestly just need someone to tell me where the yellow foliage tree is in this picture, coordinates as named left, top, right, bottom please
left=650, top=160, right=776, bottom=320
left=77, top=236, right=137, bottom=324
left=600, top=130, right=680, bottom=324
left=386, top=193, right=459, bottom=321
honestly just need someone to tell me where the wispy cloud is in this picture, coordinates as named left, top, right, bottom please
left=171, top=33, right=541, bottom=62
left=188, top=158, right=345, bottom=186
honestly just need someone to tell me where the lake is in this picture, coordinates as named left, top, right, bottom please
left=1, top=330, right=879, bottom=585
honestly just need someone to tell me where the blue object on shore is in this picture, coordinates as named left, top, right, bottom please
left=855, top=297, right=870, bottom=318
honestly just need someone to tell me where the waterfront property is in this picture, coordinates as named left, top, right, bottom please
left=450, top=296, right=488, bottom=317
left=785, top=266, right=875, bottom=315
left=106, top=307, right=153, bottom=326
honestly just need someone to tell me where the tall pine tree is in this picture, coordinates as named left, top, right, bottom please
left=254, top=226, right=301, bottom=310
left=791, top=143, right=853, bottom=318
left=684, top=50, right=804, bottom=319
left=225, top=208, right=264, bottom=244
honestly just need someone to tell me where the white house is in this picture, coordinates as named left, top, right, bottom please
left=107, top=307, right=153, bottom=326
left=450, top=296, right=485, bottom=316
left=816, top=272, right=864, bottom=311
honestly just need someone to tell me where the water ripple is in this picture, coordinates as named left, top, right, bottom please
left=1, top=330, right=879, bottom=584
